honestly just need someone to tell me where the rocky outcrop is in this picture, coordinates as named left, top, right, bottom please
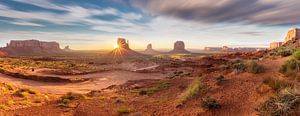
left=284, top=28, right=300, bottom=43
left=108, top=38, right=147, bottom=59
left=143, top=44, right=160, bottom=55
left=169, top=41, right=191, bottom=54
left=63, top=46, right=73, bottom=52
left=1, top=40, right=64, bottom=56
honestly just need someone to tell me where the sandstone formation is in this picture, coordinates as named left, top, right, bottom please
left=143, top=44, right=160, bottom=55
left=285, top=28, right=300, bottom=43
left=269, top=42, right=283, bottom=49
left=1, top=40, right=64, bottom=56
left=169, top=41, right=191, bottom=54
left=108, top=38, right=146, bottom=59
left=204, top=46, right=266, bottom=52
left=63, top=46, right=73, bottom=52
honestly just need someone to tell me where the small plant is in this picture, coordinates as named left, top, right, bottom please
left=138, top=82, right=170, bottom=95
left=263, top=77, right=293, bottom=92
left=215, top=75, right=225, bottom=85
left=256, top=88, right=300, bottom=115
left=292, top=50, right=300, bottom=60
left=201, top=97, right=221, bottom=109
left=117, top=106, right=131, bottom=114
left=14, top=88, right=36, bottom=97
left=277, top=48, right=292, bottom=57
left=60, top=92, right=86, bottom=104
left=0, top=104, right=8, bottom=110
left=246, top=61, right=265, bottom=74
left=233, top=62, right=246, bottom=73
left=279, top=59, right=300, bottom=78
left=179, top=78, right=204, bottom=104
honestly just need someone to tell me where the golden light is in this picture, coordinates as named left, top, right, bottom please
left=113, top=44, right=119, bottom=49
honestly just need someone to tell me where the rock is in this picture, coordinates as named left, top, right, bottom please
left=169, top=41, right=191, bottom=54
left=108, top=38, right=147, bottom=59
left=285, top=28, right=300, bottom=43
left=143, top=44, right=160, bottom=55
left=63, top=46, right=73, bottom=52
left=1, top=39, right=64, bottom=56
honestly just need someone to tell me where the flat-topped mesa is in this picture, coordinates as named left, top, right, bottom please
left=1, top=39, right=64, bottom=56
left=285, top=28, right=300, bottom=43
left=169, top=41, right=191, bottom=54
left=7, top=40, right=60, bottom=50
left=269, top=42, right=283, bottom=49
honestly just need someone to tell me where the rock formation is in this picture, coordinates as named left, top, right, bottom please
left=108, top=38, right=147, bottom=59
left=285, top=28, right=300, bottom=43
left=143, top=44, right=160, bottom=55
left=1, top=39, right=64, bottom=56
left=169, top=41, right=191, bottom=54
left=269, top=42, right=283, bottom=49
left=63, top=46, right=73, bottom=52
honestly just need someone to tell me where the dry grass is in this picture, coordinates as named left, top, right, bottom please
left=179, top=78, right=204, bottom=104
left=256, top=88, right=300, bottom=115
left=263, top=77, right=293, bottom=92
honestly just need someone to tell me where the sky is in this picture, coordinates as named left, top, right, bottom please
left=0, top=0, right=299, bottom=50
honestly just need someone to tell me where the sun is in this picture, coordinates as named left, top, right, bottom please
left=113, top=44, right=119, bottom=49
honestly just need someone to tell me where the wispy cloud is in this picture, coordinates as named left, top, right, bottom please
left=0, top=0, right=145, bottom=33
left=9, top=21, right=44, bottom=27
left=129, top=0, right=300, bottom=25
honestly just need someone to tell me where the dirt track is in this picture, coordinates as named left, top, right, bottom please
left=0, top=70, right=165, bottom=94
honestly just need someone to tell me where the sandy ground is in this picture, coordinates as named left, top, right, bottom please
left=0, top=70, right=165, bottom=94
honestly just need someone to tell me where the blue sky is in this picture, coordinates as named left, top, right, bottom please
left=0, top=0, right=299, bottom=50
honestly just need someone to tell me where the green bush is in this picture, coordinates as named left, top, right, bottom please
left=246, top=61, right=265, bottom=74
left=179, top=78, right=204, bottom=104
left=138, top=82, right=170, bottom=95
left=201, top=97, right=221, bottom=109
left=256, top=88, right=300, bottom=115
left=279, top=59, right=299, bottom=74
left=60, top=92, right=86, bottom=104
left=292, top=50, right=300, bottom=60
left=277, top=48, right=293, bottom=57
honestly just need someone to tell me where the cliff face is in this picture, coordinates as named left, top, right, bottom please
left=108, top=38, right=147, bottom=59
left=1, top=40, right=64, bottom=56
left=169, top=41, right=191, bottom=54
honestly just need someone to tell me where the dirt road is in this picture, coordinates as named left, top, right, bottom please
left=0, top=71, right=165, bottom=94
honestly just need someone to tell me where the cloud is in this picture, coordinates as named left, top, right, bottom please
left=0, top=0, right=144, bottom=33
left=129, top=0, right=300, bottom=25
left=237, top=31, right=264, bottom=36
left=10, top=21, right=44, bottom=27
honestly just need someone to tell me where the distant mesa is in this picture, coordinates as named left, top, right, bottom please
left=204, top=46, right=266, bottom=52
left=169, top=41, right=191, bottom=54
left=108, top=38, right=146, bottom=59
left=63, top=45, right=73, bottom=52
left=0, top=39, right=64, bottom=56
left=143, top=44, right=160, bottom=55
left=269, top=42, right=283, bottom=49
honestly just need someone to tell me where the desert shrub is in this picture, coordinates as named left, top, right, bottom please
left=263, top=77, right=293, bottom=92
left=179, top=78, right=204, bottom=104
left=0, top=104, right=8, bottom=110
left=279, top=59, right=299, bottom=74
left=60, top=92, right=86, bottom=104
left=138, top=82, right=170, bottom=95
left=201, top=97, right=221, bottom=109
left=292, top=50, right=300, bottom=60
left=256, top=88, right=300, bottom=115
left=215, top=75, right=225, bottom=85
left=117, top=106, right=131, bottom=114
left=246, top=61, right=265, bottom=74
left=233, top=62, right=246, bottom=73
left=14, top=88, right=37, bottom=97
left=277, top=48, right=293, bottom=57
